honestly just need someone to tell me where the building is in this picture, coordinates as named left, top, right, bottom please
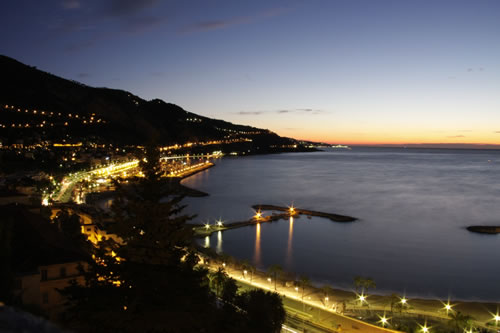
left=1, top=204, right=88, bottom=319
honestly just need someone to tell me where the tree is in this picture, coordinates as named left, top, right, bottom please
left=0, top=215, right=14, bottom=304
left=321, top=285, right=334, bottom=306
left=298, top=275, right=311, bottom=312
left=354, top=276, right=363, bottom=293
left=210, top=267, right=228, bottom=297
left=238, top=289, right=286, bottom=333
left=53, top=209, right=85, bottom=244
left=354, top=276, right=376, bottom=294
left=61, top=146, right=216, bottom=333
left=363, top=277, right=376, bottom=293
left=221, top=276, right=238, bottom=305
left=448, top=311, right=474, bottom=333
left=268, top=264, right=283, bottom=291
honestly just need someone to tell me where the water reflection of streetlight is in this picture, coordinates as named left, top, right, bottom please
left=216, top=231, right=222, bottom=254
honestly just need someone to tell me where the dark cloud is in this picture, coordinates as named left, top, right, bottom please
left=61, top=0, right=81, bottom=9
left=181, top=18, right=249, bottom=34
left=447, top=135, right=465, bottom=138
left=236, top=111, right=264, bottom=115
left=236, top=108, right=326, bottom=116
left=181, top=7, right=290, bottom=34
left=467, top=68, right=473, bottom=72
left=104, top=0, right=160, bottom=17
left=65, top=39, right=99, bottom=52
left=77, top=73, right=90, bottom=78
left=122, top=16, right=167, bottom=34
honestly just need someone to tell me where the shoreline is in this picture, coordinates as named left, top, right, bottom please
left=197, top=250, right=500, bottom=331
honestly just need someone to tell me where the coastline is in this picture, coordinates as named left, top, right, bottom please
left=198, top=250, right=500, bottom=331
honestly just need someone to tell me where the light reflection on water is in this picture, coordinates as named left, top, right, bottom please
left=286, top=217, right=293, bottom=267
left=186, top=148, right=500, bottom=301
left=254, top=223, right=261, bottom=266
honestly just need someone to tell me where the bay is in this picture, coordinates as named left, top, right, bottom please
left=182, top=148, right=500, bottom=301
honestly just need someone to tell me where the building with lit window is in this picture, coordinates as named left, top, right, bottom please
left=1, top=204, right=88, bottom=319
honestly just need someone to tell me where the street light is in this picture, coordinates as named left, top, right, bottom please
left=418, top=320, right=430, bottom=333
left=378, top=313, right=390, bottom=327
left=441, top=300, right=454, bottom=315
left=255, top=210, right=262, bottom=219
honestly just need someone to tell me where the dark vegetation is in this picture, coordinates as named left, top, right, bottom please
left=57, top=147, right=286, bottom=332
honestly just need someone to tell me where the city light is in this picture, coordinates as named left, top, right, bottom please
left=255, top=210, right=262, bottom=219
left=401, top=297, right=408, bottom=305
left=216, top=219, right=223, bottom=227
left=419, top=322, right=430, bottom=333
left=378, top=314, right=390, bottom=327
left=442, top=300, right=454, bottom=314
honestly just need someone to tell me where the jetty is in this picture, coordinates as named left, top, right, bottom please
left=253, top=204, right=357, bottom=222
left=192, top=204, right=357, bottom=237
left=466, top=226, right=500, bottom=234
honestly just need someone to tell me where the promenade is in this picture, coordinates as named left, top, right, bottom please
left=207, top=261, right=403, bottom=333
left=206, top=260, right=500, bottom=333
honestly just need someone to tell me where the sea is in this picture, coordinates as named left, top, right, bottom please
left=181, top=147, right=500, bottom=301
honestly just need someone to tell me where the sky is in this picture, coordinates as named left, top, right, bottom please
left=1, top=0, right=500, bottom=146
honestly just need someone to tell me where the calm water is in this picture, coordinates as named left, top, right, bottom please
left=182, top=148, right=500, bottom=301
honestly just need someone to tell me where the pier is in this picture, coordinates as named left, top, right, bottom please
left=192, top=204, right=357, bottom=237
left=253, top=204, right=357, bottom=222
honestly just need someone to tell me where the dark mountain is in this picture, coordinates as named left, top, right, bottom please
left=0, top=55, right=305, bottom=151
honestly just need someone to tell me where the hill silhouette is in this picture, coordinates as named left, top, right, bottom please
left=0, top=55, right=304, bottom=152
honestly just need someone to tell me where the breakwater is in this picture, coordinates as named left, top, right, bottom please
left=253, top=204, right=357, bottom=222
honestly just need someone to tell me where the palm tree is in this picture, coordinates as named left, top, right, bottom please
left=209, top=267, right=228, bottom=297
left=363, top=278, right=376, bottom=293
left=248, top=263, right=256, bottom=282
left=354, top=276, right=363, bottom=293
left=219, top=253, right=232, bottom=267
left=241, top=259, right=250, bottom=278
left=448, top=311, right=474, bottom=333
left=299, top=275, right=311, bottom=307
left=321, top=285, right=334, bottom=306
left=268, top=264, right=283, bottom=291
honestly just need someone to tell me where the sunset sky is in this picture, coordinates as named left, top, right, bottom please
left=1, top=0, right=499, bottom=145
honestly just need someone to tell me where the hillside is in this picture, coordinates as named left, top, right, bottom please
left=0, top=55, right=302, bottom=151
